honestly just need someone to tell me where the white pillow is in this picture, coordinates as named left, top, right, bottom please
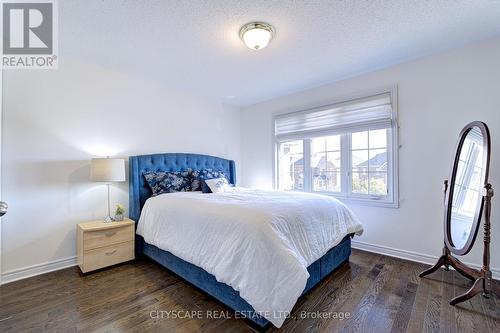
left=205, top=177, right=232, bottom=193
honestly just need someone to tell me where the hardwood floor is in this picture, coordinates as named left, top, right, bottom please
left=1, top=249, right=499, bottom=333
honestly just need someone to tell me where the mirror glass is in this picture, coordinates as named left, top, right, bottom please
left=450, top=126, right=485, bottom=249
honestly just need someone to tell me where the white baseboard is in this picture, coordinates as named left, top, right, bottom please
left=352, top=240, right=500, bottom=280
left=1, top=256, right=77, bottom=285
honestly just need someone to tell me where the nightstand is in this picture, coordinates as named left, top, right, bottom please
left=77, top=219, right=135, bottom=273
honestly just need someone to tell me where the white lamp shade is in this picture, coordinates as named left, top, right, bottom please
left=90, top=158, right=126, bottom=182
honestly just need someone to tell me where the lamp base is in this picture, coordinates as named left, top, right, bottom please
left=103, top=216, right=114, bottom=223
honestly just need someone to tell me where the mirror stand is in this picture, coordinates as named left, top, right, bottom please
left=420, top=181, right=500, bottom=305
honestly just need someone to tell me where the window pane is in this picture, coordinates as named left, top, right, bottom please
left=312, top=135, right=341, bottom=193
left=368, top=149, right=387, bottom=172
left=326, top=152, right=340, bottom=170
left=369, top=129, right=387, bottom=149
left=455, top=160, right=466, bottom=184
left=352, top=131, right=368, bottom=150
left=369, top=172, right=388, bottom=195
left=311, top=135, right=340, bottom=153
left=327, top=172, right=341, bottom=192
left=313, top=171, right=341, bottom=192
left=313, top=170, right=327, bottom=191
left=352, top=150, right=369, bottom=169
left=312, top=152, right=341, bottom=172
left=278, top=140, right=304, bottom=191
left=460, top=189, right=479, bottom=216
left=350, top=130, right=390, bottom=197
left=311, top=137, right=327, bottom=173
left=470, top=166, right=482, bottom=190
left=326, top=136, right=340, bottom=151
left=311, top=136, right=326, bottom=155
left=352, top=171, right=368, bottom=194
left=452, top=137, right=484, bottom=217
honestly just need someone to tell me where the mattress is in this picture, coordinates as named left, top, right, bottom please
left=136, top=188, right=363, bottom=327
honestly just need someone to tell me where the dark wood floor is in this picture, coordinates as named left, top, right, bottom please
left=1, top=249, right=499, bottom=333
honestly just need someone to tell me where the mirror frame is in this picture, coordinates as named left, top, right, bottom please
left=444, top=121, right=491, bottom=255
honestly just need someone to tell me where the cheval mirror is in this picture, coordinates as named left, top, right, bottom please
left=420, top=121, right=499, bottom=305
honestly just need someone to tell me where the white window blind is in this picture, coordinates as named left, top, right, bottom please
left=275, top=92, right=393, bottom=139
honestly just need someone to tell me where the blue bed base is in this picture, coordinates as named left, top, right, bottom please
left=129, top=153, right=352, bottom=329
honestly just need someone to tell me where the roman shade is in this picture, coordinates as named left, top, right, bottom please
left=274, top=92, right=393, bottom=139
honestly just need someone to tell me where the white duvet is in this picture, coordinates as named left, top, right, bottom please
left=136, top=188, right=363, bottom=327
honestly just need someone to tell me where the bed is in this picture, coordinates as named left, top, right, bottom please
left=129, top=153, right=362, bottom=329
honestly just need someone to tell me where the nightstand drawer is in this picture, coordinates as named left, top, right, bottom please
left=84, top=224, right=134, bottom=250
left=82, top=241, right=134, bottom=272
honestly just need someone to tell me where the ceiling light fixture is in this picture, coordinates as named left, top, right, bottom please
left=239, top=22, right=275, bottom=50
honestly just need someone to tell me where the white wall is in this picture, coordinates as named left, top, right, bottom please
left=240, top=36, right=500, bottom=277
left=2, top=36, right=499, bottom=285
left=1, top=59, right=241, bottom=282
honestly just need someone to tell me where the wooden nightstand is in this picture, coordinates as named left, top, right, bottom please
left=77, top=219, right=135, bottom=273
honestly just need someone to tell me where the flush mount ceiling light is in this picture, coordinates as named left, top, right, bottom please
left=239, top=22, right=275, bottom=50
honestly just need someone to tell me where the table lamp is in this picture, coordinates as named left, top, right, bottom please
left=90, top=157, right=126, bottom=222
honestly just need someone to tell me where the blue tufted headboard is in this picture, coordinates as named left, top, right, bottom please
left=129, top=153, right=236, bottom=222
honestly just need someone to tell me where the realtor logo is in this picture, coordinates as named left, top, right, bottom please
left=1, top=0, right=58, bottom=69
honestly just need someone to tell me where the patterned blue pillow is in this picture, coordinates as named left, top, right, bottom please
left=143, top=170, right=191, bottom=196
left=190, top=169, right=228, bottom=193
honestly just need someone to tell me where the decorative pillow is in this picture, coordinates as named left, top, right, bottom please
left=204, top=177, right=232, bottom=193
left=190, top=169, right=228, bottom=193
left=143, top=170, right=191, bottom=196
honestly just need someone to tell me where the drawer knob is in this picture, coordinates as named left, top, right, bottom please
left=105, top=249, right=117, bottom=256
left=105, top=231, right=117, bottom=237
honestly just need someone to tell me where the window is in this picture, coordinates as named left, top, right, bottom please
left=274, top=90, right=398, bottom=207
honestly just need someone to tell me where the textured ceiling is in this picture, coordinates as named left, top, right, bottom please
left=61, top=1, right=500, bottom=106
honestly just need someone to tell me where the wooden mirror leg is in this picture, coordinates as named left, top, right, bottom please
left=483, top=273, right=500, bottom=300
left=419, top=255, right=446, bottom=278
left=447, top=255, right=478, bottom=281
left=492, top=280, right=500, bottom=298
left=450, top=278, right=483, bottom=305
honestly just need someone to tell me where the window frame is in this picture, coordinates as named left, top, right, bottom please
left=273, top=87, right=399, bottom=208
